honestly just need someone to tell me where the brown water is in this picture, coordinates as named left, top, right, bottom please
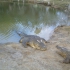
left=0, top=2, right=69, bottom=43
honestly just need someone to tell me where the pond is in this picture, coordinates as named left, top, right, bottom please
left=0, top=2, right=70, bottom=43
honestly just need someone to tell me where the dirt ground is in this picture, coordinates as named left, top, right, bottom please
left=0, top=26, right=70, bottom=70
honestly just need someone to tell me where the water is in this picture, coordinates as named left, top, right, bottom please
left=0, top=2, right=70, bottom=43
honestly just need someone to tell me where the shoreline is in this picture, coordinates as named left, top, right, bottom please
left=0, top=25, right=70, bottom=70
left=0, top=0, right=69, bottom=10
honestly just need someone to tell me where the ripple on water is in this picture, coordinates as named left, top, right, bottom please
left=0, top=3, right=69, bottom=43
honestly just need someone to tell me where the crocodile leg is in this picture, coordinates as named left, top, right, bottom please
left=63, top=56, right=70, bottom=63
left=22, top=39, right=29, bottom=48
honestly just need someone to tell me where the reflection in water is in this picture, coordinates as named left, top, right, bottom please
left=56, top=11, right=68, bottom=26
left=0, top=2, right=70, bottom=43
left=38, top=26, right=55, bottom=40
left=15, top=23, right=55, bottom=41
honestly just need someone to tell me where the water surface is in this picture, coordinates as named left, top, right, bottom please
left=0, top=2, right=69, bottom=43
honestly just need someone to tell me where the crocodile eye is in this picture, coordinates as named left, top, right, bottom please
left=37, top=40, right=40, bottom=43
left=41, top=39, right=42, bottom=42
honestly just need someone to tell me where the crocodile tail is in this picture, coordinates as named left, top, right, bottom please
left=16, top=31, right=27, bottom=37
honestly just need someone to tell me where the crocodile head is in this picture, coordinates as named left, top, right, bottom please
left=27, top=40, right=47, bottom=51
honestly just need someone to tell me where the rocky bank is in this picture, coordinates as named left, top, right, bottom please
left=0, top=26, right=70, bottom=70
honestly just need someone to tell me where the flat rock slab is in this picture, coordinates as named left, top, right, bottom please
left=0, top=26, right=70, bottom=70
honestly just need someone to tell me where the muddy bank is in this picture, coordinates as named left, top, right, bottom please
left=0, top=26, right=70, bottom=70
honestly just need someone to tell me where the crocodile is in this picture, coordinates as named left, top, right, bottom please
left=56, top=45, right=70, bottom=64
left=17, top=31, right=47, bottom=44
left=21, top=37, right=47, bottom=51
left=16, top=31, right=47, bottom=51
